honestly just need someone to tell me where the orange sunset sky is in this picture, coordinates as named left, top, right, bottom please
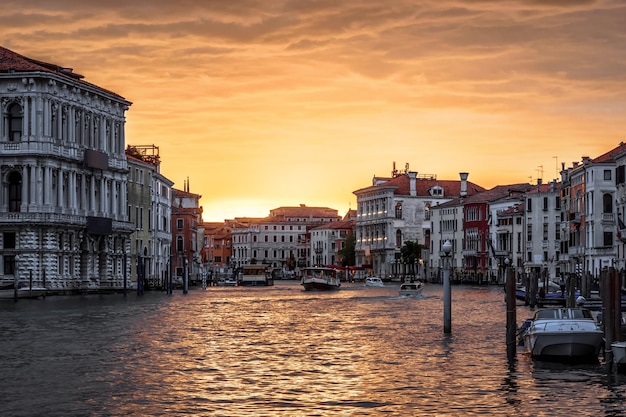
left=3, top=1, right=625, bottom=221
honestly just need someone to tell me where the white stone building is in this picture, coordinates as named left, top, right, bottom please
left=309, top=214, right=355, bottom=268
left=0, top=46, right=134, bottom=292
left=522, top=181, right=562, bottom=281
left=230, top=205, right=340, bottom=270
left=353, top=164, right=486, bottom=278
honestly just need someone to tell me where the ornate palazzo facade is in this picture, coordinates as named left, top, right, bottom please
left=0, top=46, right=134, bottom=292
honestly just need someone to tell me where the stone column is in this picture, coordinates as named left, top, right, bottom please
left=81, top=173, right=87, bottom=212
left=57, top=169, right=64, bottom=208
left=21, top=165, right=29, bottom=210
left=22, top=97, right=29, bottom=138
left=90, top=175, right=96, bottom=213
left=43, top=166, right=51, bottom=206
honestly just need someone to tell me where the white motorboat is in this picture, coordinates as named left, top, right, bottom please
left=399, top=281, right=423, bottom=297
left=0, top=282, right=47, bottom=299
left=217, top=278, right=238, bottom=286
left=611, top=341, right=626, bottom=368
left=301, top=267, right=341, bottom=291
left=522, top=308, right=603, bottom=360
left=364, top=277, right=384, bottom=287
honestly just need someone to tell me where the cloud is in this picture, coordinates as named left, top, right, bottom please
left=2, top=0, right=625, bottom=220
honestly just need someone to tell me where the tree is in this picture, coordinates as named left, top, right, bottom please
left=285, top=252, right=296, bottom=271
left=338, top=234, right=356, bottom=267
left=400, top=241, right=423, bottom=263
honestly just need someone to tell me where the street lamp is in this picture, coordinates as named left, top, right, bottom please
left=13, top=254, right=19, bottom=302
left=442, top=240, right=452, bottom=334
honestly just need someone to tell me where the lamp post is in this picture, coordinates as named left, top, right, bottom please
left=13, top=254, right=19, bottom=302
left=442, top=240, right=452, bottom=334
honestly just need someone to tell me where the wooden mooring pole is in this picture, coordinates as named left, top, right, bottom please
left=506, top=265, right=517, bottom=363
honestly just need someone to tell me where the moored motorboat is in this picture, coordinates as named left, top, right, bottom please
left=0, top=282, right=47, bottom=299
left=301, top=267, right=341, bottom=291
left=364, top=277, right=384, bottom=287
left=522, top=307, right=603, bottom=360
left=399, top=281, right=423, bottom=297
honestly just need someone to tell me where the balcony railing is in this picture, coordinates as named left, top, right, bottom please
left=602, top=213, right=615, bottom=224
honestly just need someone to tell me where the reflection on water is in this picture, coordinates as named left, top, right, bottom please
left=1, top=282, right=625, bottom=416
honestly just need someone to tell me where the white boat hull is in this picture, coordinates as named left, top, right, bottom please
left=526, top=331, right=603, bottom=358
left=399, top=288, right=423, bottom=297
left=523, top=308, right=603, bottom=360
left=399, top=282, right=423, bottom=297
left=612, top=341, right=626, bottom=365
left=301, top=278, right=340, bottom=291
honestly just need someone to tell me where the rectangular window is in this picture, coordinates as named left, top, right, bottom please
left=543, top=197, right=548, bottom=211
left=3, top=255, right=15, bottom=274
left=526, top=198, right=532, bottom=212
left=604, top=169, right=612, bottom=181
left=604, top=232, right=613, bottom=246
left=177, top=219, right=183, bottom=230
left=3, top=232, right=16, bottom=249
left=527, top=224, right=532, bottom=242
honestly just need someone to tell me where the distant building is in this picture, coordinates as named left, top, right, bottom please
left=309, top=211, right=356, bottom=267
left=0, top=46, right=133, bottom=292
left=230, top=205, right=341, bottom=269
left=353, top=163, right=486, bottom=278
left=560, top=143, right=625, bottom=295
left=200, top=221, right=232, bottom=269
left=430, top=183, right=531, bottom=284
left=126, top=145, right=173, bottom=289
left=523, top=180, right=562, bottom=282
left=172, top=182, right=203, bottom=284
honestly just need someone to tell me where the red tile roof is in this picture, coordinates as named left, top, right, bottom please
left=269, top=205, right=340, bottom=219
left=592, top=142, right=626, bottom=163
left=310, top=219, right=355, bottom=231
left=354, top=173, right=486, bottom=197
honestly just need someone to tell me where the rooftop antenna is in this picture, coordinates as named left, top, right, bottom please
left=553, top=156, right=558, bottom=180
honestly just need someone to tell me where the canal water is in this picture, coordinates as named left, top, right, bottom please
left=1, top=282, right=625, bottom=416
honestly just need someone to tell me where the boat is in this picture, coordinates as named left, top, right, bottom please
left=0, top=282, right=47, bottom=299
left=611, top=341, right=626, bottom=368
left=399, top=281, right=423, bottom=297
left=364, top=277, right=384, bottom=287
left=238, top=265, right=274, bottom=286
left=217, top=278, right=238, bottom=286
left=515, top=281, right=569, bottom=301
left=300, top=267, right=341, bottom=291
left=521, top=307, right=603, bottom=360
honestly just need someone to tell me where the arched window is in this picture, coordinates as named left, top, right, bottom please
left=7, top=171, right=22, bottom=212
left=396, top=230, right=402, bottom=248
left=176, top=236, right=184, bottom=252
left=603, top=193, right=613, bottom=214
left=395, top=202, right=403, bottom=219
left=8, top=103, right=23, bottom=141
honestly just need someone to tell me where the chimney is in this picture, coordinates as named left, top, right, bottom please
left=408, top=171, right=417, bottom=196
left=459, top=172, right=469, bottom=197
